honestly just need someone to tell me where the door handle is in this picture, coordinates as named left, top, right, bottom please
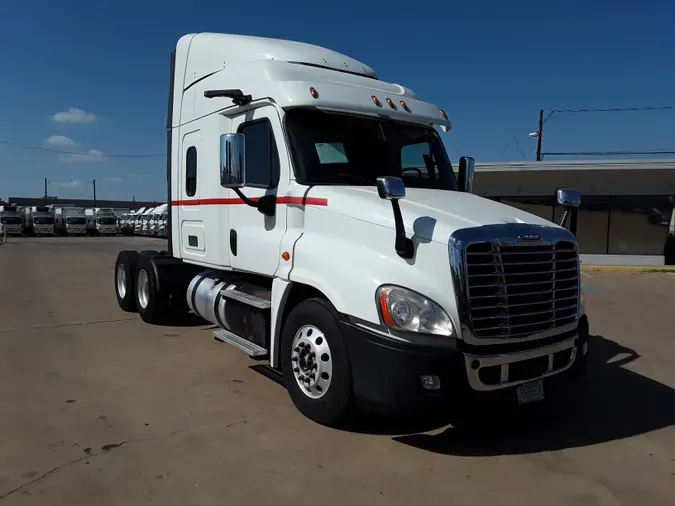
left=230, top=229, right=237, bottom=256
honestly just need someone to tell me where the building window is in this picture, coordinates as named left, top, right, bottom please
left=237, top=119, right=280, bottom=188
left=607, top=196, right=672, bottom=255
left=500, top=196, right=555, bottom=223
left=186, top=146, right=197, bottom=197
left=554, top=196, right=610, bottom=255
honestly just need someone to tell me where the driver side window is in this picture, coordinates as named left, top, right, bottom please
left=401, top=142, right=436, bottom=180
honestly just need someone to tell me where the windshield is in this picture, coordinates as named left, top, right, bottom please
left=285, top=108, right=459, bottom=190
left=0, top=216, right=22, bottom=225
left=98, top=217, right=117, bottom=225
left=34, top=217, right=54, bottom=225
left=66, top=217, right=86, bottom=225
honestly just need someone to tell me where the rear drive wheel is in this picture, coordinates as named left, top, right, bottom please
left=281, top=298, right=354, bottom=426
left=135, top=255, right=170, bottom=324
left=114, top=250, right=140, bottom=312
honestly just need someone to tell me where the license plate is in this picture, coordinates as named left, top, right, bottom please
left=516, top=379, right=544, bottom=404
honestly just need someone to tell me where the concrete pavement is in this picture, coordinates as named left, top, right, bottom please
left=0, top=236, right=673, bottom=505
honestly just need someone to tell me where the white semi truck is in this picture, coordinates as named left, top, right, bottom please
left=55, top=207, right=87, bottom=236
left=23, top=206, right=55, bottom=236
left=85, top=207, right=118, bottom=235
left=0, top=205, right=24, bottom=236
left=114, top=33, right=589, bottom=426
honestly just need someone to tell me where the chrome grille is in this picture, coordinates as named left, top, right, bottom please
left=464, top=240, right=579, bottom=339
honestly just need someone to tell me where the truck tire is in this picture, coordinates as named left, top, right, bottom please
left=135, top=254, right=170, bottom=324
left=280, top=298, right=354, bottom=426
left=115, top=250, right=140, bottom=312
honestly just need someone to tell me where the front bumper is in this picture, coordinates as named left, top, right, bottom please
left=341, top=315, right=589, bottom=415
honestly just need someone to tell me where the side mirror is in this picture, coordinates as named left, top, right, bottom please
left=458, top=156, right=475, bottom=193
left=220, top=133, right=246, bottom=188
left=556, top=188, right=581, bottom=208
left=556, top=187, right=581, bottom=235
left=376, top=177, right=413, bottom=259
left=376, top=176, right=406, bottom=200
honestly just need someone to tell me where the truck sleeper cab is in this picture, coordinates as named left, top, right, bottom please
left=113, top=33, right=589, bottom=426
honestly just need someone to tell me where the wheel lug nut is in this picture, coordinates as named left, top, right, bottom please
left=309, top=374, right=315, bottom=380
left=309, top=352, right=316, bottom=358
left=299, top=374, right=305, bottom=381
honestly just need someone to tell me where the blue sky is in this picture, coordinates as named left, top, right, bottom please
left=1, top=0, right=673, bottom=201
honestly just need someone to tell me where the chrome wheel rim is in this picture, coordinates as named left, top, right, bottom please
left=137, top=269, right=149, bottom=309
left=291, top=325, right=332, bottom=399
left=116, top=264, right=127, bottom=299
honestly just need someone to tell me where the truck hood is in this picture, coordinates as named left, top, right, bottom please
left=309, top=186, right=561, bottom=243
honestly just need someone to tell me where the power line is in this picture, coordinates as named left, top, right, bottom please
left=542, top=105, right=674, bottom=125
left=543, top=149, right=675, bottom=157
left=551, top=105, right=674, bottom=114
left=0, top=138, right=165, bottom=158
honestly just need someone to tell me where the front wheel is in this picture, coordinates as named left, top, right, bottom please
left=281, top=298, right=354, bottom=426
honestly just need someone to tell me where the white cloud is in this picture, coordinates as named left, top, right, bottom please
left=43, top=135, right=76, bottom=149
left=52, top=108, right=96, bottom=124
left=102, top=176, right=122, bottom=184
left=59, top=149, right=107, bottom=164
left=52, top=180, right=83, bottom=189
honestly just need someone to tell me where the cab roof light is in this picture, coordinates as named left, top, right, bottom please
left=400, top=100, right=410, bottom=112
left=385, top=97, right=396, bottom=109
left=310, top=87, right=319, bottom=99
left=372, top=95, right=382, bottom=107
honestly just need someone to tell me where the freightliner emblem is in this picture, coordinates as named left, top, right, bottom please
left=518, top=234, right=542, bottom=243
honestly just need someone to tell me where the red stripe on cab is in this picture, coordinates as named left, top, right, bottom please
left=171, top=196, right=328, bottom=207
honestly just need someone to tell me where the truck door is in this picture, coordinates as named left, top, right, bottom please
left=229, top=106, right=288, bottom=277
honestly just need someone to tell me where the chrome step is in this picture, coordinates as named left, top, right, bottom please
left=213, top=328, right=268, bottom=357
left=220, top=288, right=271, bottom=309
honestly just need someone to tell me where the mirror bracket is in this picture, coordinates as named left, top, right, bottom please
left=376, top=177, right=414, bottom=259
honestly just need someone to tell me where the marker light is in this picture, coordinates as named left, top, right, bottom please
left=400, top=101, right=410, bottom=112
left=372, top=95, right=382, bottom=107
left=386, top=97, right=395, bottom=109
left=310, top=87, right=319, bottom=99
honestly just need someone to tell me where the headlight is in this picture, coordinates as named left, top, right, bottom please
left=376, top=285, right=454, bottom=336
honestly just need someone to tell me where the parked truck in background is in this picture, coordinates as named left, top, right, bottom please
left=114, top=33, right=589, bottom=426
left=135, top=207, right=154, bottom=235
left=55, top=207, right=87, bottom=236
left=0, top=205, right=24, bottom=236
left=23, top=206, right=55, bottom=236
left=149, top=204, right=168, bottom=236
left=85, top=208, right=119, bottom=235
left=157, top=212, right=168, bottom=238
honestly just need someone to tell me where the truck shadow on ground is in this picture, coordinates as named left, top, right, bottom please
left=354, top=334, right=675, bottom=455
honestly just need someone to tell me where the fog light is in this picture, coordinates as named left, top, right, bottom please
left=421, top=375, right=441, bottom=391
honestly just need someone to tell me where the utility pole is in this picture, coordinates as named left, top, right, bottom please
left=44, top=178, right=48, bottom=204
left=93, top=179, right=97, bottom=208
left=536, top=109, right=544, bottom=161
left=132, top=195, right=136, bottom=210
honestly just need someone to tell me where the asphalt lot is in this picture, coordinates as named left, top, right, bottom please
left=0, top=236, right=674, bottom=506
